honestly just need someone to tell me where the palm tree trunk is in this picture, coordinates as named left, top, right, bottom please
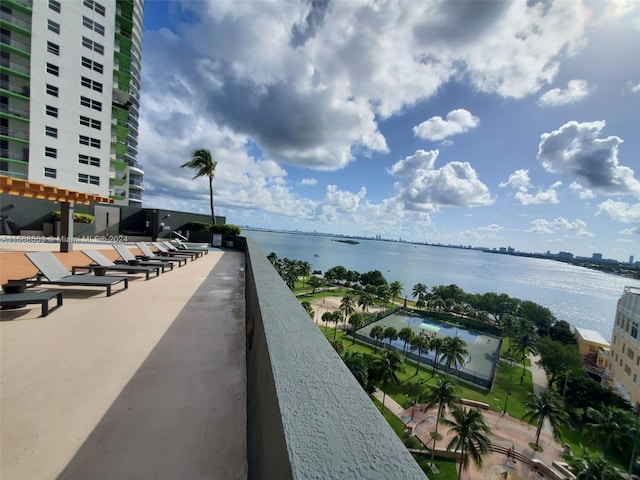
left=381, top=389, right=387, bottom=413
left=458, top=446, right=465, bottom=478
left=535, top=421, right=543, bottom=447
left=415, top=348, right=422, bottom=375
left=209, top=176, right=216, bottom=225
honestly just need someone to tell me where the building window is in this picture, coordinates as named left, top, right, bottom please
left=81, top=36, right=104, bottom=55
left=81, top=56, right=104, bottom=74
left=44, top=147, right=57, bottom=158
left=635, top=374, right=638, bottom=384
left=628, top=349, right=635, bottom=360
left=80, top=76, right=102, bottom=93
left=80, top=96, right=102, bottom=111
left=45, top=84, right=58, bottom=97
left=82, top=16, right=104, bottom=36
left=45, top=105, right=58, bottom=118
left=78, top=154, right=100, bottom=167
left=625, top=365, right=632, bottom=376
left=48, top=0, right=61, bottom=13
left=79, top=135, right=100, bottom=148
left=78, top=173, right=100, bottom=185
left=45, top=126, right=58, bottom=138
left=46, top=41, right=60, bottom=56
left=46, top=63, right=59, bottom=76
left=44, top=167, right=57, bottom=178
left=47, top=19, right=60, bottom=34
left=632, top=321, right=638, bottom=339
left=79, top=115, right=101, bottom=130
left=83, top=0, right=106, bottom=16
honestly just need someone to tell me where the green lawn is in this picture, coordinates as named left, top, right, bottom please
left=412, top=455, right=459, bottom=480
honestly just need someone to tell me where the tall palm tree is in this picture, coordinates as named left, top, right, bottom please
left=565, top=447, right=624, bottom=480
left=585, top=404, right=631, bottom=453
left=423, top=376, right=460, bottom=466
left=389, top=281, right=403, bottom=303
left=340, top=293, right=355, bottom=330
left=375, top=350, right=404, bottom=413
left=514, top=327, right=537, bottom=381
left=442, top=405, right=492, bottom=479
left=441, top=336, right=468, bottom=374
left=430, top=337, right=444, bottom=376
left=181, top=148, right=217, bottom=226
left=410, top=335, right=430, bottom=375
left=383, top=326, right=398, bottom=350
left=348, top=313, right=365, bottom=345
left=412, top=283, right=427, bottom=305
left=369, top=325, right=384, bottom=352
left=358, top=292, right=374, bottom=312
left=522, top=390, right=568, bottom=448
left=398, top=327, right=414, bottom=354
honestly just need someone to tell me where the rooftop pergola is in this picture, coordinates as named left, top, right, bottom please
left=0, top=175, right=114, bottom=251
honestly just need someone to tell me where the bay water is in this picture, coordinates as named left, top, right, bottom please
left=246, top=229, right=640, bottom=340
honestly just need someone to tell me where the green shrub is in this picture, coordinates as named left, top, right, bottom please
left=184, top=222, right=241, bottom=236
left=52, top=211, right=95, bottom=223
left=211, top=224, right=241, bottom=236
left=185, top=221, right=211, bottom=232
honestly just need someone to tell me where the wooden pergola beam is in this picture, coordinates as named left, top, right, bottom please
left=0, top=175, right=114, bottom=205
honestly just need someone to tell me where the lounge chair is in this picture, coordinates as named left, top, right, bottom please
left=0, top=290, right=63, bottom=317
left=161, top=240, right=206, bottom=257
left=25, top=251, right=128, bottom=297
left=134, top=242, right=188, bottom=267
left=169, top=239, right=209, bottom=255
left=151, top=242, right=199, bottom=261
left=72, top=250, right=161, bottom=280
left=111, top=244, right=174, bottom=272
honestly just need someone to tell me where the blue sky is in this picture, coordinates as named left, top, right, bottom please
left=137, top=1, right=640, bottom=261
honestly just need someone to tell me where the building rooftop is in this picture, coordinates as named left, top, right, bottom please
left=575, top=327, right=610, bottom=346
left=0, top=242, right=247, bottom=479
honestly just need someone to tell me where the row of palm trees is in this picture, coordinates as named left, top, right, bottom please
left=368, top=325, right=468, bottom=376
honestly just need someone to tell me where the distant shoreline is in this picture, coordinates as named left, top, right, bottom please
left=242, top=227, right=639, bottom=280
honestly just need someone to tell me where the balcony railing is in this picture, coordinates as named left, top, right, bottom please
left=0, top=148, right=29, bottom=161
left=0, top=104, right=29, bottom=119
left=128, top=191, right=142, bottom=200
left=0, top=11, right=31, bottom=30
left=244, top=237, right=428, bottom=479
left=0, top=35, right=31, bottom=53
left=0, top=79, right=29, bottom=97
left=0, top=126, right=29, bottom=140
left=0, top=58, right=30, bottom=75
left=0, top=169, right=28, bottom=179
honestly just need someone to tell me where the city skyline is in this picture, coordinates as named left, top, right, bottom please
left=138, top=1, right=639, bottom=262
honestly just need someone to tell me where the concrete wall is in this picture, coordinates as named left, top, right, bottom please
left=244, top=236, right=428, bottom=480
left=0, top=195, right=227, bottom=239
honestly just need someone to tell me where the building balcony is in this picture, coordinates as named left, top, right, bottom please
left=0, top=10, right=31, bottom=32
left=0, top=34, right=31, bottom=55
left=0, top=79, right=29, bottom=98
left=0, top=58, right=30, bottom=76
left=0, top=147, right=29, bottom=162
left=0, top=125, right=29, bottom=141
left=128, top=178, right=143, bottom=190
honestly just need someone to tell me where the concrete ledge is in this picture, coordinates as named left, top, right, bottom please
left=244, top=237, right=427, bottom=479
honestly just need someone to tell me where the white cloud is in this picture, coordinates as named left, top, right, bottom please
left=538, top=120, right=640, bottom=195
left=596, top=199, right=640, bottom=223
left=568, top=181, right=595, bottom=200
left=500, top=169, right=561, bottom=205
left=323, top=185, right=367, bottom=213
left=499, top=169, right=532, bottom=190
left=527, top=217, right=592, bottom=237
left=388, top=150, right=493, bottom=211
left=625, top=80, right=640, bottom=94
left=537, top=79, right=590, bottom=107
left=413, top=109, right=480, bottom=142
left=300, top=178, right=317, bottom=186
left=514, top=182, right=562, bottom=205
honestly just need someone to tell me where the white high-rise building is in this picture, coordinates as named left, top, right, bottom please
left=1, top=0, right=144, bottom=205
